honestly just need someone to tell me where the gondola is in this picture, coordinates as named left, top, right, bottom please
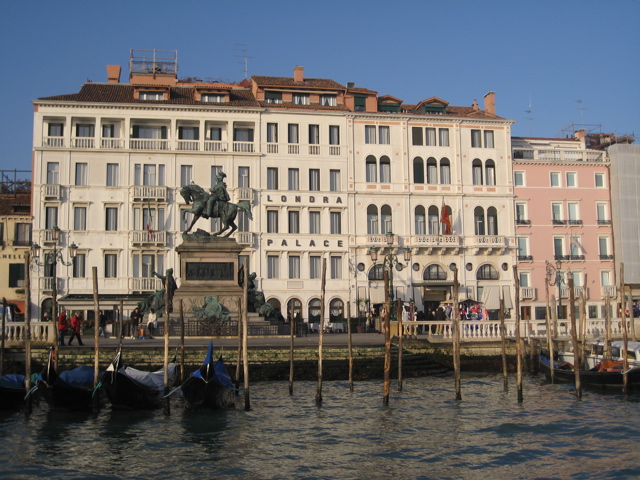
left=36, top=348, right=99, bottom=411
left=540, top=354, right=640, bottom=390
left=180, top=341, right=234, bottom=410
left=101, top=350, right=177, bottom=410
left=0, top=374, right=26, bottom=410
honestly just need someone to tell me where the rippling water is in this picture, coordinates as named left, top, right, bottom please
left=1, top=374, right=639, bottom=480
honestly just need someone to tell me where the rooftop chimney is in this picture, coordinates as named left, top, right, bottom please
left=294, top=66, right=304, bottom=82
left=107, top=65, right=121, bottom=84
left=472, top=99, right=478, bottom=110
left=483, top=91, right=495, bottom=115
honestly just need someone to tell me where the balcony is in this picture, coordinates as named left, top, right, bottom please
left=601, top=286, right=617, bottom=298
left=568, top=220, right=583, bottom=226
left=101, top=138, right=125, bottom=149
left=235, top=231, right=253, bottom=245
left=40, top=277, right=57, bottom=292
left=412, top=235, right=461, bottom=254
left=72, top=137, right=95, bottom=148
left=131, top=230, right=166, bottom=246
left=42, top=137, right=65, bottom=148
left=513, top=148, right=606, bottom=163
left=597, top=219, right=612, bottom=225
left=130, top=139, right=169, bottom=150
left=552, top=219, right=567, bottom=225
left=262, top=142, right=343, bottom=157
left=560, top=286, right=588, bottom=299
left=43, top=183, right=61, bottom=200
left=132, top=185, right=167, bottom=202
left=204, top=140, right=227, bottom=152
left=233, top=141, right=255, bottom=153
left=288, top=144, right=300, bottom=155
left=236, top=188, right=254, bottom=202
left=42, top=229, right=59, bottom=245
left=599, top=254, right=614, bottom=260
left=520, top=287, right=536, bottom=300
left=517, top=255, right=533, bottom=261
left=569, top=255, right=585, bottom=261
left=177, top=140, right=199, bottom=151
left=367, top=234, right=398, bottom=246
left=129, top=277, right=162, bottom=293
left=554, top=255, right=570, bottom=261
left=516, top=219, right=531, bottom=225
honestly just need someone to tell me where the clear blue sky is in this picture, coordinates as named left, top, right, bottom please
left=1, top=0, right=638, bottom=174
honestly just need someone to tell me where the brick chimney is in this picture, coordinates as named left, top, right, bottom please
left=483, top=91, right=495, bottom=115
left=294, top=66, right=304, bottom=82
left=107, top=65, right=121, bottom=84
left=472, top=99, right=478, bottom=110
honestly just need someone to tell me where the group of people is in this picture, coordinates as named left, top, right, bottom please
left=56, top=309, right=109, bottom=346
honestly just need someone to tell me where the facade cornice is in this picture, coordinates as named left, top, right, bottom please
left=34, top=101, right=265, bottom=115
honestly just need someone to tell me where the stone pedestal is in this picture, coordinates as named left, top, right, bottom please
left=174, top=235, right=244, bottom=314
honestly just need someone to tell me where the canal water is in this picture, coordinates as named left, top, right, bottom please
left=1, top=374, right=638, bottom=480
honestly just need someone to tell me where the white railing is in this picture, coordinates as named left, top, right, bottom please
left=329, top=146, right=341, bottom=156
left=205, top=140, right=227, bottom=152
left=39, top=277, right=57, bottom=291
left=520, top=287, right=536, bottom=299
left=471, top=235, right=506, bottom=246
left=3, top=322, right=56, bottom=345
left=267, top=144, right=278, bottom=154
left=72, top=137, right=95, bottom=148
left=43, top=183, right=61, bottom=199
left=513, top=149, right=606, bottom=163
left=42, top=137, right=64, bottom=147
left=236, top=188, right=253, bottom=202
left=129, top=277, right=163, bottom=292
left=131, top=230, right=166, bottom=244
left=101, top=138, right=125, bottom=149
left=130, top=139, right=169, bottom=150
left=42, top=229, right=59, bottom=244
left=288, top=144, right=300, bottom=154
left=367, top=234, right=398, bottom=246
left=233, top=141, right=255, bottom=153
left=309, top=145, right=320, bottom=155
left=132, top=185, right=167, bottom=200
left=236, top=231, right=253, bottom=245
left=177, top=140, right=199, bottom=151
left=413, top=235, right=461, bottom=247
left=602, top=286, right=617, bottom=298
left=560, top=286, right=588, bottom=299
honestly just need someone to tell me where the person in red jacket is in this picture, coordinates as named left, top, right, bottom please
left=57, top=309, right=68, bottom=346
left=68, top=312, right=84, bottom=346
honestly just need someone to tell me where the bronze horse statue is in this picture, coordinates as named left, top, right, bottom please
left=180, top=184, right=253, bottom=237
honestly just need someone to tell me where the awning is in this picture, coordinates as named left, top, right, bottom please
left=5, top=300, right=25, bottom=313
left=58, top=294, right=150, bottom=310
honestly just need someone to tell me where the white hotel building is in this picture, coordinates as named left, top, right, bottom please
left=31, top=51, right=517, bottom=323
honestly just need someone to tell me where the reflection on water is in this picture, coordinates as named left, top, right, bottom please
left=1, top=374, right=639, bottom=480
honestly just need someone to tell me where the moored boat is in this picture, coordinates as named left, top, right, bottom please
left=540, top=354, right=640, bottom=390
left=0, top=374, right=26, bottom=410
left=180, top=341, right=234, bottom=410
left=101, top=350, right=177, bottom=410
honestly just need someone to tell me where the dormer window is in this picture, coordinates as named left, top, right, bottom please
left=293, top=93, right=310, bottom=105
left=139, top=91, right=164, bottom=100
left=423, top=105, right=446, bottom=115
left=320, top=94, right=337, bottom=107
left=201, top=93, right=225, bottom=103
left=265, top=91, right=283, bottom=104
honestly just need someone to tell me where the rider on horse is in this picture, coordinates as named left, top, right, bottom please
left=206, top=171, right=230, bottom=219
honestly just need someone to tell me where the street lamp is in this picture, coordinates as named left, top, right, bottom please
left=32, top=226, right=78, bottom=326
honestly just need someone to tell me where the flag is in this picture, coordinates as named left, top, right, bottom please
left=146, top=199, right=154, bottom=239
left=441, top=203, right=452, bottom=235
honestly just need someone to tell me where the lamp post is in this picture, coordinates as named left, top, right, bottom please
left=545, top=260, right=564, bottom=320
left=31, top=226, right=77, bottom=340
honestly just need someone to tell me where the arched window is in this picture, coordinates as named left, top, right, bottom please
left=413, top=157, right=424, bottom=184
left=428, top=205, right=439, bottom=234
left=424, top=264, right=447, bottom=280
left=379, top=156, right=391, bottom=183
left=381, top=204, right=392, bottom=234
left=427, top=157, right=438, bottom=184
left=485, top=159, right=496, bottom=186
left=287, top=298, right=302, bottom=320
left=329, top=298, right=344, bottom=321
left=367, top=205, right=379, bottom=234
left=472, top=159, right=483, bottom=185
left=41, top=298, right=53, bottom=321
left=366, top=155, right=377, bottom=182
left=368, top=264, right=385, bottom=281
left=415, top=205, right=426, bottom=235
left=308, top=298, right=321, bottom=322
left=487, top=206, right=498, bottom=235
left=477, top=264, right=499, bottom=280
left=440, top=158, right=451, bottom=184
left=474, top=206, right=485, bottom=235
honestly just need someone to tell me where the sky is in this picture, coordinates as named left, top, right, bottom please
left=1, top=0, right=638, bottom=175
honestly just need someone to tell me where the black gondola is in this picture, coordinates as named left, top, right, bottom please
left=0, top=374, right=26, bottom=410
left=540, top=354, right=640, bottom=390
left=101, top=350, right=177, bottom=410
left=180, top=341, right=234, bottom=410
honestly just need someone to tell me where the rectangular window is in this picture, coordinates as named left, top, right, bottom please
left=440, top=163, right=451, bottom=184
left=209, top=127, right=222, bottom=141
left=412, top=127, right=423, bottom=145
left=48, top=123, right=63, bottom=137
left=106, top=163, right=119, bottom=187
left=233, top=127, right=254, bottom=142
left=320, top=94, right=336, bottom=106
left=517, top=237, right=528, bottom=258
left=292, top=93, right=310, bottom=105
left=73, top=253, right=86, bottom=278
left=550, top=172, right=560, bottom=187
left=14, top=223, right=31, bottom=246
left=309, top=169, right=320, bottom=191
left=379, top=126, right=390, bottom=144
left=288, top=168, right=299, bottom=191
left=139, top=91, right=163, bottom=100
left=267, top=123, right=278, bottom=143
left=105, top=207, right=118, bottom=231
left=237, top=210, right=249, bottom=232
left=288, top=210, right=300, bottom=234
left=366, top=160, right=377, bottom=183
left=425, top=128, right=436, bottom=146
left=73, top=206, right=87, bottom=231
left=330, top=170, right=340, bottom=192
left=369, top=210, right=380, bottom=235
left=45, top=206, right=58, bottom=229
left=211, top=165, right=223, bottom=188
left=267, top=168, right=279, bottom=190
left=102, top=124, right=114, bottom=138
left=288, top=124, right=299, bottom=144
left=330, top=212, right=342, bottom=234
left=201, top=94, right=224, bottom=103
left=309, top=256, right=321, bottom=279
left=519, top=272, right=530, bottom=288
left=309, top=211, right=321, bottom=234
left=552, top=203, right=562, bottom=222
left=329, top=126, right=340, bottom=145
left=104, top=253, right=117, bottom=278
left=472, top=165, right=483, bottom=185
left=309, top=124, right=320, bottom=145
left=471, top=130, right=482, bottom=148
left=568, top=203, right=579, bottom=222
left=267, top=255, right=279, bottom=279
left=595, top=172, right=605, bottom=188
left=178, top=126, right=199, bottom=140
left=238, top=166, right=250, bottom=188
left=133, top=125, right=167, bottom=139
left=484, top=130, right=494, bottom=148
left=596, top=203, right=608, bottom=223
left=265, top=91, right=282, bottom=104
left=599, top=237, right=609, bottom=256
left=516, top=203, right=527, bottom=222
left=601, top=271, right=611, bottom=286
left=514, top=171, right=524, bottom=186
left=75, top=163, right=88, bottom=186
left=8, top=264, right=25, bottom=288
left=267, top=210, right=279, bottom=233
left=379, top=160, right=391, bottom=183
left=438, top=128, right=450, bottom=147
left=46, top=162, right=59, bottom=184
left=365, top=125, right=376, bottom=144
left=180, top=165, right=193, bottom=187
left=566, top=172, right=577, bottom=187
left=288, top=255, right=301, bottom=279
left=330, top=256, right=342, bottom=279
left=553, top=238, right=564, bottom=258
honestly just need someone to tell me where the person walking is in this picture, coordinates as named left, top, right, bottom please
left=57, top=309, right=68, bottom=346
left=98, top=310, right=108, bottom=339
left=147, top=308, right=157, bottom=339
left=68, top=312, right=84, bottom=346
left=129, top=307, right=142, bottom=339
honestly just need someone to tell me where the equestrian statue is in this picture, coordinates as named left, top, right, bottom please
left=180, top=171, right=253, bottom=237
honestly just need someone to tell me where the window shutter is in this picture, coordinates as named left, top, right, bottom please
left=160, top=126, right=167, bottom=139
left=132, top=125, right=139, bottom=138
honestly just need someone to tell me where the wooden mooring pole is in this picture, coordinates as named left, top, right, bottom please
left=347, top=301, right=353, bottom=392
left=242, top=258, right=250, bottom=411
left=382, top=269, right=391, bottom=405
left=604, top=295, right=612, bottom=359
left=24, top=252, right=32, bottom=415
left=514, top=266, right=523, bottom=402
left=316, top=258, right=327, bottom=404
left=289, top=301, right=295, bottom=396
left=568, top=273, right=581, bottom=400
left=118, top=300, right=124, bottom=352
left=620, top=264, right=628, bottom=395
left=397, top=298, right=403, bottom=392
left=499, top=296, right=508, bottom=392
left=163, top=271, right=172, bottom=416
left=92, top=267, right=101, bottom=412
left=545, top=274, right=555, bottom=384
left=453, top=265, right=461, bottom=401
left=180, top=300, right=185, bottom=383
left=1, top=297, right=5, bottom=376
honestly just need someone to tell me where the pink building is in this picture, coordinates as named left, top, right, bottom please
left=512, top=137, right=614, bottom=321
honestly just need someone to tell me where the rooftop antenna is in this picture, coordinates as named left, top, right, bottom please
left=235, top=44, right=253, bottom=80
left=576, top=99, right=586, bottom=126
left=524, top=94, right=533, bottom=136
